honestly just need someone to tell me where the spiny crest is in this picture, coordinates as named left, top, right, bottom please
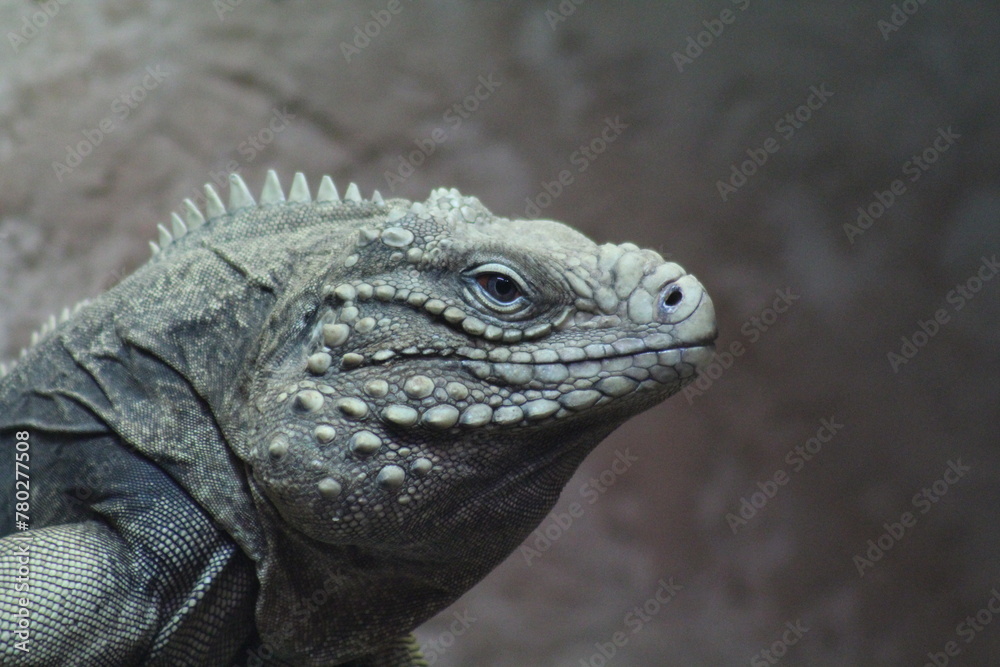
left=1, top=170, right=488, bottom=379
left=3, top=170, right=383, bottom=378
left=148, top=170, right=388, bottom=256
left=33, top=302, right=90, bottom=347
left=1, top=300, right=89, bottom=379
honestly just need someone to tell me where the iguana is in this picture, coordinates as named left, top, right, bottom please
left=0, top=170, right=716, bottom=665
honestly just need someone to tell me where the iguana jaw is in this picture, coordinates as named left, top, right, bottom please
left=295, top=313, right=716, bottom=429
left=248, top=306, right=715, bottom=551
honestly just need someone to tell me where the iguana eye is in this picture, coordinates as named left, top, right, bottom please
left=466, top=263, right=529, bottom=315
left=476, top=273, right=520, bottom=304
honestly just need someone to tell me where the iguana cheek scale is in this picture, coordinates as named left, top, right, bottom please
left=0, top=170, right=715, bottom=665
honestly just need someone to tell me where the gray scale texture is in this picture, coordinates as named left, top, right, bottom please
left=0, top=171, right=715, bottom=664
left=3, top=4, right=990, bottom=664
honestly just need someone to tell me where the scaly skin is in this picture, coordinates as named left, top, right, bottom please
left=0, top=171, right=716, bottom=665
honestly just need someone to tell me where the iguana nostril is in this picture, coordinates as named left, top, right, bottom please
left=656, top=275, right=704, bottom=324
left=663, top=285, right=683, bottom=309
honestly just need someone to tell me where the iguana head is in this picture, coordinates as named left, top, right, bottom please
left=241, top=171, right=715, bottom=563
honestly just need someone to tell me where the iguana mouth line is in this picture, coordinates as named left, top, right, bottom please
left=349, top=339, right=714, bottom=372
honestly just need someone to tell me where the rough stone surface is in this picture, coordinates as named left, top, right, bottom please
left=0, top=2, right=997, bottom=664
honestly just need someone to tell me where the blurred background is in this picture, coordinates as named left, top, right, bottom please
left=1, top=2, right=997, bottom=664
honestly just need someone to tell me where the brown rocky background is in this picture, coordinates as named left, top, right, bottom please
left=1, top=2, right=997, bottom=665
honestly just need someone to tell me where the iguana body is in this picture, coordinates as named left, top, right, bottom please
left=0, top=171, right=716, bottom=665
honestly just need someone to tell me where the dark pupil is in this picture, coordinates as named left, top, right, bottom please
left=479, top=274, right=520, bottom=303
